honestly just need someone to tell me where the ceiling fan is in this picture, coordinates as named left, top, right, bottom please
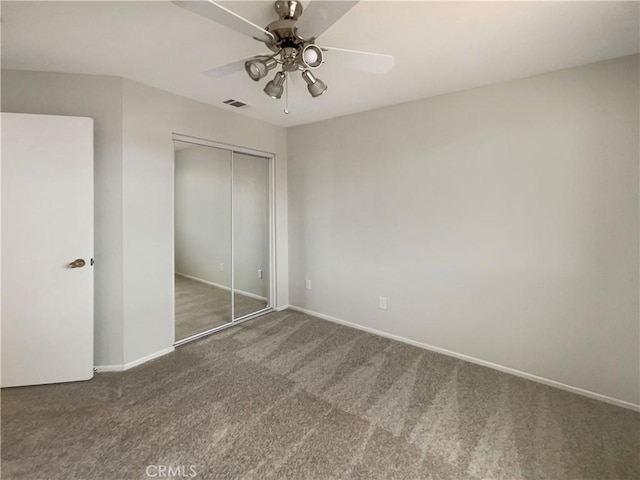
left=172, top=1, right=394, bottom=112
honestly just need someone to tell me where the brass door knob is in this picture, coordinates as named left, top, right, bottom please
left=68, top=259, right=86, bottom=268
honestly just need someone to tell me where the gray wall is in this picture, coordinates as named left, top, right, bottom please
left=287, top=55, right=640, bottom=405
left=1, top=70, right=125, bottom=367
left=1, top=70, right=288, bottom=367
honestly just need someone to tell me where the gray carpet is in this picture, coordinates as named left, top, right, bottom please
left=2, top=310, right=638, bottom=479
left=175, top=275, right=267, bottom=340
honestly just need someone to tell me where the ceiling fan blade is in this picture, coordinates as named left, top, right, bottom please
left=172, top=1, right=274, bottom=43
left=296, top=1, right=359, bottom=40
left=203, top=58, right=248, bottom=78
left=321, top=46, right=395, bottom=74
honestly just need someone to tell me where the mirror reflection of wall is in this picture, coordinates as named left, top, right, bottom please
left=174, top=142, right=232, bottom=341
left=233, top=153, right=270, bottom=318
left=173, top=138, right=272, bottom=344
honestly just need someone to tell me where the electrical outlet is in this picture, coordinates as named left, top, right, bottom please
left=305, top=279, right=311, bottom=290
left=378, top=297, right=387, bottom=310
left=257, top=269, right=263, bottom=279
left=220, top=263, right=224, bottom=271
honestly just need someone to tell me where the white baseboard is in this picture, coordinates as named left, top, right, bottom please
left=276, top=304, right=290, bottom=311
left=288, top=305, right=640, bottom=412
left=176, top=272, right=268, bottom=302
left=95, top=346, right=175, bottom=373
left=94, top=364, right=124, bottom=372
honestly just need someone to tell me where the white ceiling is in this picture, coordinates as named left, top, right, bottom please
left=2, top=0, right=639, bottom=127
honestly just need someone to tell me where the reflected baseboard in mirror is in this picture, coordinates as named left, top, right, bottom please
left=174, top=274, right=269, bottom=341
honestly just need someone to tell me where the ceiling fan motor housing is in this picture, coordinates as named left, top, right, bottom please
left=265, top=0, right=320, bottom=71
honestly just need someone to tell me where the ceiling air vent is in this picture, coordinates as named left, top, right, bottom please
left=223, top=99, right=250, bottom=109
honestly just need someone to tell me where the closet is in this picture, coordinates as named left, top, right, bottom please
left=173, top=134, right=273, bottom=344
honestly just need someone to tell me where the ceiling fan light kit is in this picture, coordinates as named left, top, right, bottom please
left=301, top=69, right=327, bottom=97
left=242, top=0, right=331, bottom=101
left=302, top=44, right=323, bottom=69
left=264, top=71, right=286, bottom=99
left=245, top=56, right=278, bottom=82
left=173, top=0, right=394, bottom=112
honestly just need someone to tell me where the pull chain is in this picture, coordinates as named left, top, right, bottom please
left=284, top=71, right=290, bottom=115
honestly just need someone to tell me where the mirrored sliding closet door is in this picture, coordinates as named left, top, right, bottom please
left=173, top=136, right=273, bottom=344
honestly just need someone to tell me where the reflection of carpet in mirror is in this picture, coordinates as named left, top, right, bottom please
left=175, top=275, right=267, bottom=341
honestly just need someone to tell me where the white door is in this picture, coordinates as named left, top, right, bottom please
left=1, top=112, right=94, bottom=387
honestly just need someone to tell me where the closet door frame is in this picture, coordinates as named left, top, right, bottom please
left=172, top=133, right=276, bottom=346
